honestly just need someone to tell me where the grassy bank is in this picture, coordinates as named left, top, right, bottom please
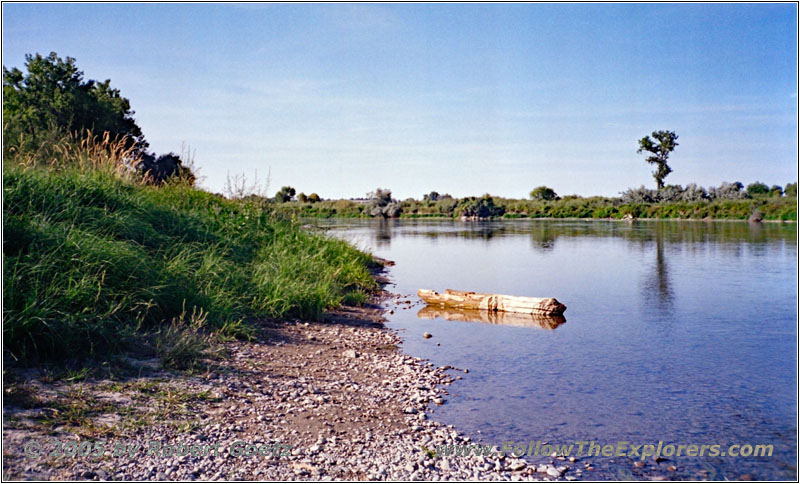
left=272, top=195, right=797, bottom=221
left=3, top=163, right=378, bottom=364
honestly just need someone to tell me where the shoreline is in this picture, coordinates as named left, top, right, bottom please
left=2, top=267, right=562, bottom=481
left=293, top=214, right=797, bottom=223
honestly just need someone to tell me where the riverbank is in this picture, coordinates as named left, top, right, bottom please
left=3, top=281, right=577, bottom=481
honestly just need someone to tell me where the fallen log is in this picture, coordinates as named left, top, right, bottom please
left=417, top=306, right=566, bottom=330
left=417, top=289, right=566, bottom=316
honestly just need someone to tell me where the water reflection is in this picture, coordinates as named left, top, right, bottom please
left=375, top=219, right=393, bottom=248
left=418, top=305, right=567, bottom=330
left=642, top=224, right=674, bottom=316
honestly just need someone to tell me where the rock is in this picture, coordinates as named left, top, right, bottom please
left=667, top=465, right=677, bottom=472
left=634, top=461, right=646, bottom=468
left=749, top=210, right=763, bottom=223
left=508, top=460, right=526, bottom=471
left=546, top=466, right=561, bottom=478
left=423, top=332, right=432, bottom=339
left=342, top=349, right=358, bottom=358
left=622, top=213, right=635, bottom=221
left=403, top=407, right=418, bottom=414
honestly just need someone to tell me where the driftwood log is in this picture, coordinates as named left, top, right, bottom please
left=418, top=289, right=566, bottom=316
left=417, top=306, right=566, bottom=330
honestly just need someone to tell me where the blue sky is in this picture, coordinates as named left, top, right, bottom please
left=3, top=3, right=797, bottom=199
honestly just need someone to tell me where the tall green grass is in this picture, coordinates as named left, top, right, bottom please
left=3, top=164, right=378, bottom=362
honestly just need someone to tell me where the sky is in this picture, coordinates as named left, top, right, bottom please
left=2, top=3, right=797, bottom=199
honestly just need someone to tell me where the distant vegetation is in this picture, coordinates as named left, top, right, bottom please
left=272, top=128, right=793, bottom=221
left=272, top=181, right=796, bottom=221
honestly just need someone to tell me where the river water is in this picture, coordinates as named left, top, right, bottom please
left=312, top=218, right=797, bottom=480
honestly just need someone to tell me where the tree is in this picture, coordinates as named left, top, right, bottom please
left=296, top=192, right=308, bottom=203
left=3, top=52, right=146, bottom=153
left=366, top=188, right=402, bottom=218
left=275, top=186, right=296, bottom=203
left=785, top=182, right=797, bottom=197
left=457, top=195, right=505, bottom=218
left=137, top=152, right=194, bottom=186
left=308, top=193, right=321, bottom=203
left=423, top=191, right=440, bottom=202
left=769, top=185, right=783, bottom=197
left=637, top=130, right=679, bottom=190
left=746, top=182, right=770, bottom=197
left=530, top=186, right=558, bottom=201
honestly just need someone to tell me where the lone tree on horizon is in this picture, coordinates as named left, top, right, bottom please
left=637, top=130, right=679, bottom=190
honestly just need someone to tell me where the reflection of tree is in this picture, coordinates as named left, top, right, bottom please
left=373, top=219, right=393, bottom=248
left=642, top=223, right=674, bottom=316
left=529, top=223, right=557, bottom=251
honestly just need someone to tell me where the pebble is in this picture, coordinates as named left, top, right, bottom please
left=4, top=291, right=549, bottom=482
left=423, top=332, right=432, bottom=339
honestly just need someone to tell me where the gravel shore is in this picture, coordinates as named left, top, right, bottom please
left=2, top=283, right=577, bottom=481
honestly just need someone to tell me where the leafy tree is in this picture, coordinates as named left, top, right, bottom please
left=3, top=52, right=146, bottom=154
left=637, top=130, right=679, bottom=189
left=275, top=186, right=296, bottom=203
left=423, top=191, right=441, bottom=202
left=746, top=182, right=770, bottom=197
left=709, top=181, right=746, bottom=200
left=530, top=186, right=558, bottom=201
left=308, top=193, right=321, bottom=203
left=366, top=188, right=402, bottom=218
left=785, top=182, right=797, bottom=197
left=297, top=192, right=308, bottom=203
left=457, top=195, right=505, bottom=218
left=769, top=185, right=783, bottom=197
left=137, top=152, right=194, bottom=186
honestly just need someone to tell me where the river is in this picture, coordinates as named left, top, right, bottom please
left=312, top=218, right=797, bottom=481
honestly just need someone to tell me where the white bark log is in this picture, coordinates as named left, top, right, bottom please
left=417, top=289, right=566, bottom=316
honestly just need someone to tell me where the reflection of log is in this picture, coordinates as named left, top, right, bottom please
left=418, top=289, right=566, bottom=316
left=418, top=306, right=566, bottom=330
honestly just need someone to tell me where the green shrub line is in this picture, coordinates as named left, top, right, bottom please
left=272, top=195, right=797, bottom=221
left=3, top=164, right=379, bottom=363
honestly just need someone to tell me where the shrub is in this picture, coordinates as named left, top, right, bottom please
left=746, top=182, right=770, bottom=197
left=530, top=186, right=558, bottom=201
left=457, top=195, right=505, bottom=218
left=366, top=188, right=402, bottom=218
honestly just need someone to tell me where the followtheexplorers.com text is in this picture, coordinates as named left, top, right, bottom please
left=436, top=441, right=774, bottom=459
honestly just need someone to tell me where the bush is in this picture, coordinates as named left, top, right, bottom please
left=366, top=188, right=402, bottom=218
left=457, top=195, right=505, bottom=218
left=709, top=182, right=746, bottom=200
left=3, top=52, right=147, bottom=157
left=746, top=182, right=770, bottom=197
left=275, top=186, right=296, bottom=203
left=530, top=186, right=558, bottom=201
